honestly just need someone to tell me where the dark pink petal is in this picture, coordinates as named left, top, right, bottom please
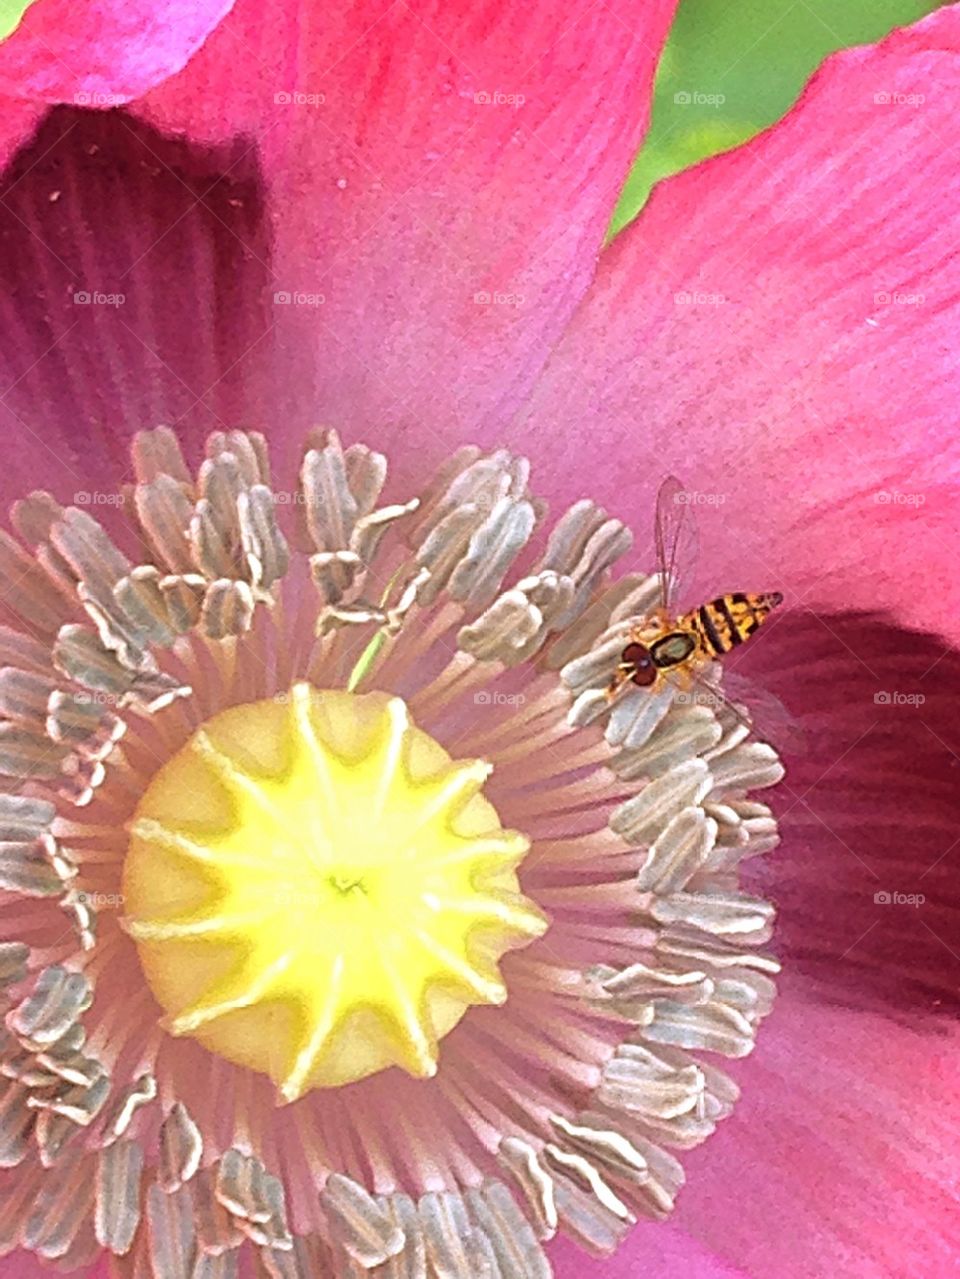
left=510, top=6, right=960, bottom=643
left=639, top=606, right=960, bottom=1278
left=136, top=0, right=679, bottom=438
left=750, top=611, right=960, bottom=1019
left=0, top=109, right=279, bottom=505
left=594, top=608, right=960, bottom=1279
left=0, top=0, right=234, bottom=104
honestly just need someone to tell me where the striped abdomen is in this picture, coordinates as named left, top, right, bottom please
left=682, top=592, right=783, bottom=658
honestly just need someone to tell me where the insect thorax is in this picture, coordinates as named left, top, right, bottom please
left=650, top=630, right=697, bottom=668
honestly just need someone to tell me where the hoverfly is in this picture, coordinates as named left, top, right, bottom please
left=608, top=477, right=782, bottom=727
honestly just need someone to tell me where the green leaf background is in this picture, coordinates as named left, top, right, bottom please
left=613, top=0, right=947, bottom=236
left=0, top=0, right=38, bottom=42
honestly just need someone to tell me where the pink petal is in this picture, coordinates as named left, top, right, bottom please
left=550, top=1226, right=746, bottom=1278
left=673, top=991, right=960, bottom=1278
left=511, top=6, right=960, bottom=643
left=0, top=0, right=234, bottom=104
left=0, top=95, right=44, bottom=170
left=0, top=18, right=955, bottom=1279
left=135, top=0, right=678, bottom=437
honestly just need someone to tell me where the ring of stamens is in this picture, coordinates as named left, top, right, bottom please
left=0, top=428, right=783, bottom=1274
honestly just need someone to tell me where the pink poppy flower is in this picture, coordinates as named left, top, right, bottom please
left=0, top=2, right=957, bottom=1277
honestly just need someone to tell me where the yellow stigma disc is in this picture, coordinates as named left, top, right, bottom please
left=122, top=684, right=546, bottom=1100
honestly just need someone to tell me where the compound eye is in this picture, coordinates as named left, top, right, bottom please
left=621, top=641, right=649, bottom=667
left=621, top=642, right=657, bottom=687
left=630, top=662, right=657, bottom=687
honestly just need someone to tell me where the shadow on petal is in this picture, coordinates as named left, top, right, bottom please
left=0, top=107, right=281, bottom=505
left=730, top=609, right=960, bottom=1020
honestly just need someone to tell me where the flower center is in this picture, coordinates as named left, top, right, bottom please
left=122, top=682, right=546, bottom=1100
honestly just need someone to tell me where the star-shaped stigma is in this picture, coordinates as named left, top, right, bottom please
left=122, top=684, right=547, bottom=1100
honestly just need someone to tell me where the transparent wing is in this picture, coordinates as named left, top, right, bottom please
left=654, top=475, right=699, bottom=618
left=670, top=664, right=804, bottom=757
